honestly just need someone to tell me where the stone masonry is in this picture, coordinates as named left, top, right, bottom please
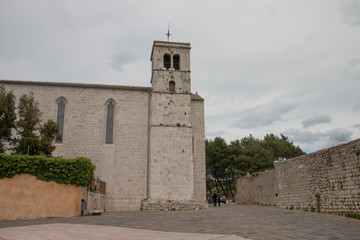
left=0, top=40, right=207, bottom=212
left=143, top=41, right=207, bottom=210
left=236, top=170, right=278, bottom=206
left=236, top=139, right=360, bottom=214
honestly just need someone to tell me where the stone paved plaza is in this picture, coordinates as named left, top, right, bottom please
left=1, top=204, right=359, bottom=240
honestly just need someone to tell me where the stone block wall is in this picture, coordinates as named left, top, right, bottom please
left=151, top=70, right=191, bottom=93
left=191, top=98, right=207, bottom=207
left=149, top=126, right=194, bottom=201
left=141, top=200, right=201, bottom=211
left=276, top=139, right=360, bottom=213
left=85, top=177, right=106, bottom=213
left=236, top=170, right=278, bottom=206
left=236, top=139, right=360, bottom=213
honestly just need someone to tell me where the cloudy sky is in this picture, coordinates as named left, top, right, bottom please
left=1, top=0, right=360, bottom=153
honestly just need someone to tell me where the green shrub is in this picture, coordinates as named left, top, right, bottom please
left=345, top=212, right=360, bottom=220
left=0, top=154, right=95, bottom=187
left=251, top=171, right=264, bottom=177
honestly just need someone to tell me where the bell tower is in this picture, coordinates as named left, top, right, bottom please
left=150, top=41, right=191, bottom=93
left=145, top=41, right=199, bottom=210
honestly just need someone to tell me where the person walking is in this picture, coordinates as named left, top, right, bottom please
left=218, top=194, right=221, bottom=207
left=213, top=192, right=218, bottom=207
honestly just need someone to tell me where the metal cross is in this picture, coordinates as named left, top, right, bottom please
left=165, top=24, right=172, bottom=42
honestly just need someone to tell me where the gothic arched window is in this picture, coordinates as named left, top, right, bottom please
left=106, top=102, right=115, bottom=144
left=173, top=55, right=180, bottom=70
left=164, top=54, right=171, bottom=70
left=55, top=101, right=65, bottom=143
left=169, top=81, right=175, bottom=92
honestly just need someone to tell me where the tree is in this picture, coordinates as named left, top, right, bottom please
left=12, top=92, right=59, bottom=156
left=205, top=134, right=306, bottom=199
left=262, top=133, right=305, bottom=160
left=206, top=137, right=228, bottom=195
left=0, top=85, right=16, bottom=153
left=38, top=119, right=59, bottom=156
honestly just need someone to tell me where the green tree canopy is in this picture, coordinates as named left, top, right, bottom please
left=11, top=92, right=59, bottom=156
left=206, top=134, right=305, bottom=199
left=0, top=85, right=16, bottom=153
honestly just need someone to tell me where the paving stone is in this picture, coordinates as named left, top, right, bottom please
left=1, top=204, right=359, bottom=239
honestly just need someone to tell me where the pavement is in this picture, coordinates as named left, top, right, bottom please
left=0, top=204, right=359, bottom=240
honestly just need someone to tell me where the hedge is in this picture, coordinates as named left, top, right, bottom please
left=0, top=154, right=95, bottom=187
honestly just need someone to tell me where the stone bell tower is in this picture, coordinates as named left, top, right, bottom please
left=143, top=41, right=205, bottom=210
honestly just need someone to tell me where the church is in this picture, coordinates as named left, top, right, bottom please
left=0, top=41, right=207, bottom=211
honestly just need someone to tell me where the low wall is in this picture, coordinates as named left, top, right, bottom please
left=85, top=177, right=106, bottom=213
left=236, top=139, right=360, bottom=214
left=0, top=174, right=84, bottom=220
left=236, top=170, right=278, bottom=206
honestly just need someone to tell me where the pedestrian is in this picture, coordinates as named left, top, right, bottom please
left=213, top=192, right=218, bottom=207
left=218, top=194, right=221, bottom=207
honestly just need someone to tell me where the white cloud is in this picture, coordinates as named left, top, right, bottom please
left=206, top=130, right=227, bottom=139
left=109, top=52, right=141, bottom=72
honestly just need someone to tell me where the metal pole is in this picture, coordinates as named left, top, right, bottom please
left=225, top=169, right=229, bottom=200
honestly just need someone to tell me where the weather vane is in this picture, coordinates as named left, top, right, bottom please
left=165, top=23, right=172, bottom=42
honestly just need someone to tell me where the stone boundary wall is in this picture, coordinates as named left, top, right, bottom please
left=84, top=177, right=106, bottom=213
left=0, top=174, right=84, bottom=220
left=141, top=200, right=201, bottom=211
left=236, top=139, right=360, bottom=214
left=236, top=170, right=278, bottom=206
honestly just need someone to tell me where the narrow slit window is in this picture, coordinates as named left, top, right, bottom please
left=55, top=101, right=65, bottom=143
left=164, top=54, right=171, bottom=70
left=173, top=55, right=180, bottom=70
left=106, top=102, right=114, bottom=144
left=169, top=81, right=175, bottom=92
left=192, top=136, right=195, bottom=154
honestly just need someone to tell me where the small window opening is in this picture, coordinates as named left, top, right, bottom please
left=173, top=55, right=180, bottom=70
left=106, top=102, right=114, bottom=144
left=164, top=54, right=171, bottom=70
left=55, top=101, right=65, bottom=143
left=169, top=81, right=175, bottom=92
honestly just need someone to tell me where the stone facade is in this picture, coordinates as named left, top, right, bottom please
left=143, top=41, right=206, bottom=210
left=0, top=40, right=207, bottom=211
left=236, top=170, right=278, bottom=206
left=236, top=139, right=360, bottom=214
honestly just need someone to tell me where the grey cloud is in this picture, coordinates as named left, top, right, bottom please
left=302, top=114, right=332, bottom=128
left=354, top=124, right=360, bottom=129
left=353, top=103, right=360, bottom=112
left=232, top=100, right=296, bottom=129
left=342, top=58, right=360, bottom=80
left=109, top=52, right=140, bottom=72
left=340, top=0, right=360, bottom=27
left=284, top=129, right=321, bottom=144
left=285, top=128, right=353, bottom=146
left=326, top=128, right=353, bottom=145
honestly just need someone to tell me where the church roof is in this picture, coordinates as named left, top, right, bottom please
left=0, top=80, right=151, bottom=91
left=191, top=93, right=204, bottom=101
